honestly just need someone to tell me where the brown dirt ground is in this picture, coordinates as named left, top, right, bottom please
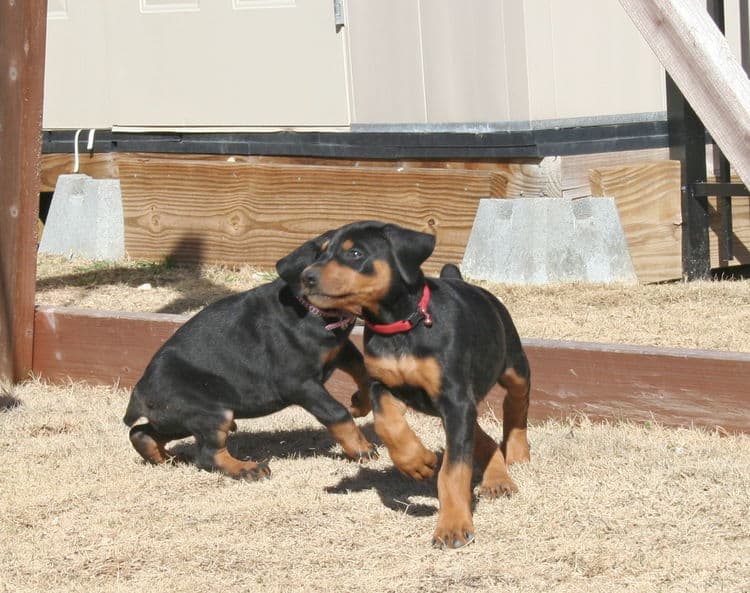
left=1, top=380, right=748, bottom=593
left=36, top=254, right=750, bottom=352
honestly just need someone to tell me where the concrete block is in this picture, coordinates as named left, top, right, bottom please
left=461, top=197, right=637, bottom=284
left=39, top=174, right=125, bottom=261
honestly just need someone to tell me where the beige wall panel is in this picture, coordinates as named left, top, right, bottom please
left=522, top=0, right=558, bottom=122
left=43, top=1, right=112, bottom=128
left=108, top=0, right=349, bottom=127
left=525, top=0, right=666, bottom=121
left=345, top=0, right=426, bottom=124
left=45, top=0, right=350, bottom=129
left=419, top=0, right=510, bottom=123
left=502, top=1, right=532, bottom=122
left=46, top=0, right=683, bottom=129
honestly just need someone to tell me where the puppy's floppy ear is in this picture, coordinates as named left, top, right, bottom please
left=381, top=224, right=436, bottom=286
left=276, top=230, right=334, bottom=285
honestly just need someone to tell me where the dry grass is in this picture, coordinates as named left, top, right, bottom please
left=36, top=254, right=750, bottom=351
left=1, top=380, right=749, bottom=593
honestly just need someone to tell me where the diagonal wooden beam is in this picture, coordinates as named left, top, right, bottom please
left=619, top=0, right=750, bottom=189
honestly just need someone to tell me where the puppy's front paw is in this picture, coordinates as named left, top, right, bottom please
left=351, top=446, right=379, bottom=463
left=393, top=447, right=438, bottom=480
left=237, top=461, right=272, bottom=481
left=432, top=519, right=475, bottom=549
left=477, top=475, right=517, bottom=498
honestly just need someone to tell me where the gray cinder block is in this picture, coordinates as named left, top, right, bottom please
left=461, top=197, right=637, bottom=284
left=39, top=174, right=125, bottom=261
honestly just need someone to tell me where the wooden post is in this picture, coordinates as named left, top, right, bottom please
left=0, top=0, right=47, bottom=383
left=619, top=0, right=750, bottom=190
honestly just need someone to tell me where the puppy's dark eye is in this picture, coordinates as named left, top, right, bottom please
left=345, top=247, right=364, bottom=260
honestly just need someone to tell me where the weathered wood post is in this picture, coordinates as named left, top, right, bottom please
left=0, top=0, right=48, bottom=383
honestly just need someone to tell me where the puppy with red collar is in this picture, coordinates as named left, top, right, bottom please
left=299, top=220, right=531, bottom=548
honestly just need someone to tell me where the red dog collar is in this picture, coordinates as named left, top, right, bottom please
left=365, top=284, right=433, bottom=335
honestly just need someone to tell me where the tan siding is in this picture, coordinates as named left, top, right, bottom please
left=345, top=0, right=426, bottom=124
left=419, top=0, right=510, bottom=122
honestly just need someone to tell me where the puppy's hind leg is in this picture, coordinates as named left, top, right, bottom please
left=129, top=423, right=188, bottom=465
left=473, top=421, right=518, bottom=497
left=194, top=411, right=271, bottom=480
left=498, top=358, right=531, bottom=465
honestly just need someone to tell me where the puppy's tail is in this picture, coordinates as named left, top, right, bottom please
left=123, top=387, right=147, bottom=426
left=439, top=264, right=463, bottom=280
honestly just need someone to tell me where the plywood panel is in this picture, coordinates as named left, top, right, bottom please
left=40, top=153, right=118, bottom=192
left=117, top=156, right=504, bottom=272
left=590, top=161, right=683, bottom=283
left=490, top=157, right=562, bottom=198
left=561, top=147, right=670, bottom=199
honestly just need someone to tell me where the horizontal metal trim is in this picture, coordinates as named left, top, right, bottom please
left=42, top=119, right=669, bottom=159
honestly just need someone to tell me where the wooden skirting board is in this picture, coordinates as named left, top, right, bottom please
left=41, top=152, right=562, bottom=274
left=32, top=306, right=750, bottom=433
left=591, top=160, right=750, bottom=282
left=40, top=150, right=749, bottom=281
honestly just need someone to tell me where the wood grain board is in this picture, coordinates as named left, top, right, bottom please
left=561, top=148, right=670, bottom=199
left=591, top=160, right=750, bottom=281
left=117, top=156, right=503, bottom=272
left=39, top=150, right=749, bottom=280
left=590, top=161, right=683, bottom=283
left=32, top=307, right=750, bottom=433
left=40, top=153, right=564, bottom=274
left=40, top=153, right=119, bottom=192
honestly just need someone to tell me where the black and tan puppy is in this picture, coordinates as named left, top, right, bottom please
left=123, top=233, right=376, bottom=479
left=298, top=221, right=531, bottom=548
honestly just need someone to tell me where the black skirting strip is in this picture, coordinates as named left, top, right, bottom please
left=42, top=120, right=669, bottom=160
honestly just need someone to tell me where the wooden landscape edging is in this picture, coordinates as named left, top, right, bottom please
left=32, top=306, right=750, bottom=433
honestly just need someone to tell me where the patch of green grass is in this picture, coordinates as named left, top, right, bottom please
left=72, top=260, right=117, bottom=274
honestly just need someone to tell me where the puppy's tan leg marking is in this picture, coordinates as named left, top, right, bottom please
left=206, top=415, right=271, bottom=480
left=374, top=393, right=437, bottom=480
left=433, top=459, right=474, bottom=549
left=473, top=422, right=518, bottom=497
left=499, top=368, right=531, bottom=465
left=327, top=420, right=378, bottom=462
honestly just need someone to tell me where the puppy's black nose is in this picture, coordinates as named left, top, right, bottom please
left=301, top=268, right=319, bottom=289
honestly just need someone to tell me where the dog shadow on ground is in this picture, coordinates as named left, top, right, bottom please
left=166, top=421, right=443, bottom=517
left=326, top=462, right=441, bottom=517
left=169, top=422, right=380, bottom=465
